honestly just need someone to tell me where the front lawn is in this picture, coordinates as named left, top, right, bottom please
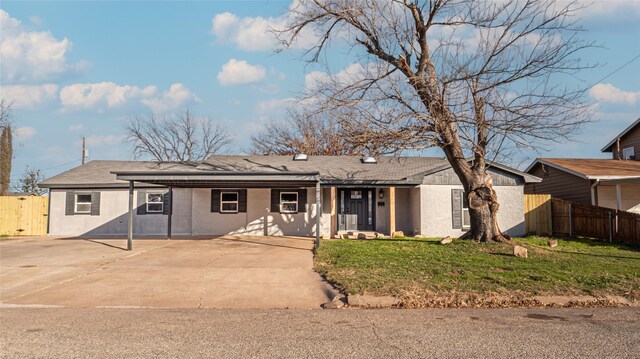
left=315, top=236, right=640, bottom=306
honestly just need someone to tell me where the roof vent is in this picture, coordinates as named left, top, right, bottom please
left=293, top=153, right=308, bottom=161
left=362, top=156, right=377, bottom=164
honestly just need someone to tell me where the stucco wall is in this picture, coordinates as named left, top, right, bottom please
left=420, top=184, right=525, bottom=238
left=48, top=188, right=192, bottom=236
left=191, top=188, right=328, bottom=237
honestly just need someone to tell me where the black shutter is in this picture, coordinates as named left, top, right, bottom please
left=137, top=191, right=147, bottom=215
left=90, top=192, right=101, bottom=216
left=163, top=192, right=170, bottom=215
left=298, top=188, right=307, bottom=213
left=238, top=189, right=247, bottom=213
left=65, top=192, right=75, bottom=215
left=211, top=190, right=221, bottom=213
left=451, top=189, right=463, bottom=229
left=270, top=189, right=280, bottom=212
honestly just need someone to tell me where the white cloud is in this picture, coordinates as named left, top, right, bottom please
left=0, top=84, right=58, bottom=109
left=83, top=134, right=127, bottom=146
left=14, top=126, right=36, bottom=139
left=60, top=82, right=156, bottom=110
left=59, top=82, right=199, bottom=112
left=257, top=97, right=295, bottom=115
left=217, top=59, right=266, bottom=86
left=140, top=83, right=200, bottom=112
left=211, top=4, right=318, bottom=51
left=0, top=9, right=85, bottom=83
left=304, top=63, right=368, bottom=91
left=589, top=83, right=640, bottom=106
left=68, top=123, right=84, bottom=132
left=573, top=0, right=640, bottom=18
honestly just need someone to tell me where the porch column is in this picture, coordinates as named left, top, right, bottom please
left=330, top=187, right=337, bottom=237
left=315, top=181, right=321, bottom=248
left=389, top=186, right=396, bottom=235
left=167, top=186, right=173, bottom=239
left=127, top=181, right=134, bottom=251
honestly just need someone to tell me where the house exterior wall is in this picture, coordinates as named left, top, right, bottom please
left=419, top=184, right=525, bottom=238
left=375, top=187, right=389, bottom=234
left=191, top=188, right=327, bottom=237
left=48, top=188, right=192, bottom=236
left=49, top=187, right=328, bottom=237
left=525, top=163, right=592, bottom=204
left=597, top=184, right=640, bottom=213
left=611, top=124, right=640, bottom=160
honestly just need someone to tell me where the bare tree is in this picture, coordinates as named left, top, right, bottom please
left=251, top=109, right=387, bottom=155
left=126, top=109, right=231, bottom=161
left=0, top=99, right=13, bottom=196
left=14, top=167, right=46, bottom=196
left=279, top=0, right=593, bottom=242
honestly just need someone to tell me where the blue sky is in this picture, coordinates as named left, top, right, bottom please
left=1, top=0, right=639, bottom=186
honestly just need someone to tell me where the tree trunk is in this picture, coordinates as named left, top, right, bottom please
left=462, top=172, right=511, bottom=243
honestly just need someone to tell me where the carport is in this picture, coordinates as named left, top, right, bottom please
left=112, top=170, right=323, bottom=251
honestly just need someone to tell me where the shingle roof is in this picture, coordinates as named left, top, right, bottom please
left=39, top=161, right=200, bottom=188
left=199, top=155, right=448, bottom=182
left=41, top=155, right=538, bottom=188
left=528, top=158, right=640, bottom=179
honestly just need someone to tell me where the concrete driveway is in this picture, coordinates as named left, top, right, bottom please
left=0, top=236, right=336, bottom=309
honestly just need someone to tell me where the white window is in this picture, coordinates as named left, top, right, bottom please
left=280, top=192, right=298, bottom=213
left=351, top=190, right=362, bottom=199
left=220, top=192, right=239, bottom=213
left=462, top=192, right=470, bottom=229
left=622, top=147, right=635, bottom=160
left=146, top=193, right=164, bottom=213
left=75, top=194, right=92, bottom=213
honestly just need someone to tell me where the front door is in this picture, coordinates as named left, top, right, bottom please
left=338, top=189, right=375, bottom=231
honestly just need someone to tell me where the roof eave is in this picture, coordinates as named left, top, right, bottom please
left=600, top=117, right=640, bottom=152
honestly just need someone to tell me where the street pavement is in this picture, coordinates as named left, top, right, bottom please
left=1, top=307, right=639, bottom=358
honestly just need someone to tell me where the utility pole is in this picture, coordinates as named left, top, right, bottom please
left=82, top=136, right=86, bottom=165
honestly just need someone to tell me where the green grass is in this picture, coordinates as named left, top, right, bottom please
left=315, top=236, right=640, bottom=302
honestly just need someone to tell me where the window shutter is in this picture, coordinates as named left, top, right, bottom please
left=298, top=188, right=308, bottom=213
left=90, top=192, right=101, bottom=216
left=163, top=192, right=170, bottom=215
left=238, top=189, right=247, bottom=213
left=65, top=192, right=75, bottom=215
left=211, top=190, right=221, bottom=213
left=451, top=189, right=463, bottom=229
left=137, top=191, right=147, bottom=215
left=270, top=189, right=280, bottom=212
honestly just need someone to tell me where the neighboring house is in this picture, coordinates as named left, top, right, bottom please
left=39, top=156, right=539, bottom=239
left=601, top=117, right=640, bottom=161
left=525, top=118, right=640, bottom=213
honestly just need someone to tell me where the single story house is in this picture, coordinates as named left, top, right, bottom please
left=40, top=156, right=540, bottom=239
left=525, top=158, right=640, bottom=213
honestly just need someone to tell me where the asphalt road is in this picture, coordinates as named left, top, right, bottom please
left=1, top=307, right=639, bottom=358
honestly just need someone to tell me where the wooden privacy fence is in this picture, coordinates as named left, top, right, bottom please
left=524, top=194, right=640, bottom=244
left=0, top=196, right=48, bottom=236
left=524, top=194, right=552, bottom=235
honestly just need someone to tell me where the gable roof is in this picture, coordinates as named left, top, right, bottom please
left=526, top=158, right=640, bottom=180
left=41, top=156, right=538, bottom=188
left=601, top=117, right=640, bottom=152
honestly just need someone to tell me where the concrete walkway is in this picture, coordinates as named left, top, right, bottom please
left=0, top=236, right=335, bottom=309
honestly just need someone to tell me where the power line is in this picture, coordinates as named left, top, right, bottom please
left=589, top=53, right=640, bottom=89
